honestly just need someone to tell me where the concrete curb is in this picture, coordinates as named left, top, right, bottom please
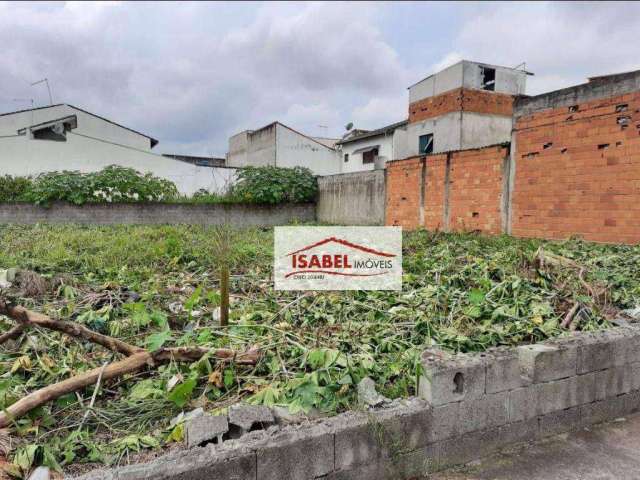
left=69, top=324, right=640, bottom=479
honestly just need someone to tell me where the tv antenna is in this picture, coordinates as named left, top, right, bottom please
left=318, top=125, right=328, bottom=137
left=31, top=78, right=53, bottom=105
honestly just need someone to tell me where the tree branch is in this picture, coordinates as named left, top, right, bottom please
left=0, top=301, right=143, bottom=356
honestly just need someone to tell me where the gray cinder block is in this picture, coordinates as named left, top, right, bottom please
left=419, top=348, right=485, bottom=406
left=539, top=406, right=581, bottom=437
left=426, top=402, right=460, bottom=443
left=485, top=347, right=524, bottom=393
left=595, top=364, right=633, bottom=399
left=186, top=413, right=229, bottom=448
left=577, top=330, right=622, bottom=374
left=509, top=384, right=542, bottom=422
left=517, top=343, right=577, bottom=383
left=458, top=392, right=509, bottom=434
left=256, top=424, right=334, bottom=480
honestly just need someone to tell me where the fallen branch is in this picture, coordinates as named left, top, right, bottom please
left=0, top=300, right=261, bottom=427
left=0, top=301, right=143, bottom=357
left=0, top=352, right=153, bottom=428
left=561, top=302, right=580, bottom=329
left=0, top=325, right=25, bottom=346
left=534, top=247, right=581, bottom=270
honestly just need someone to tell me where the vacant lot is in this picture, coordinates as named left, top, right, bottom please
left=0, top=224, right=638, bottom=475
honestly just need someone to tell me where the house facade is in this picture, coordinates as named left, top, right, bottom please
left=0, top=104, right=236, bottom=195
left=226, top=122, right=340, bottom=176
left=335, top=121, right=408, bottom=173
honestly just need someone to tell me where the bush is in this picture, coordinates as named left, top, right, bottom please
left=25, top=166, right=179, bottom=205
left=231, top=166, right=317, bottom=204
left=0, top=175, right=32, bottom=202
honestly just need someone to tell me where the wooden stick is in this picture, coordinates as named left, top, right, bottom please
left=561, top=302, right=580, bottom=329
left=0, top=324, right=26, bottom=345
left=0, top=301, right=143, bottom=356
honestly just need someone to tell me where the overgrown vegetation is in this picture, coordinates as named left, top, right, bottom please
left=0, top=165, right=317, bottom=207
left=0, top=225, right=638, bottom=476
left=231, top=166, right=317, bottom=204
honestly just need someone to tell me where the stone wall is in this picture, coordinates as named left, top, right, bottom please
left=0, top=202, right=315, bottom=226
left=70, top=324, right=640, bottom=480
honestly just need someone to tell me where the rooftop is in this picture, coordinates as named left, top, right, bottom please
left=336, top=120, right=408, bottom=145
left=0, top=103, right=159, bottom=148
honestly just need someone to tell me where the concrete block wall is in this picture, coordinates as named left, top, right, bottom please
left=0, top=202, right=316, bottom=226
left=317, top=170, right=386, bottom=226
left=71, top=326, right=640, bottom=480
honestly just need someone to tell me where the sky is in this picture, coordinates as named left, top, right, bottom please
left=1, top=1, right=639, bottom=157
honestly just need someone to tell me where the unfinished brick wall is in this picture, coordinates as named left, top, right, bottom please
left=447, top=146, right=507, bottom=234
left=512, top=90, right=640, bottom=243
left=409, top=88, right=515, bottom=123
left=386, top=157, right=423, bottom=229
left=386, top=145, right=508, bottom=234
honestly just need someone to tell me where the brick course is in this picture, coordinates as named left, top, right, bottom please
left=409, top=88, right=515, bottom=123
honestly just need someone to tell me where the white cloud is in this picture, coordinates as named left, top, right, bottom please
left=447, top=1, right=640, bottom=95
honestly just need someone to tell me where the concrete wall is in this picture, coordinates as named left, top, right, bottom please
left=0, top=133, right=237, bottom=196
left=461, top=61, right=527, bottom=95
left=405, top=112, right=462, bottom=157
left=227, top=125, right=277, bottom=168
left=409, top=61, right=527, bottom=104
left=409, top=62, right=464, bottom=103
left=276, top=124, right=340, bottom=176
left=71, top=324, right=640, bottom=480
left=460, top=112, right=513, bottom=150
left=0, top=202, right=315, bottom=226
left=0, top=105, right=153, bottom=150
left=317, top=170, right=385, bottom=225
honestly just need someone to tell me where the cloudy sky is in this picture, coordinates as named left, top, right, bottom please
left=1, top=1, right=638, bottom=156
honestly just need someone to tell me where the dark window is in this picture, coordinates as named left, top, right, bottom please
left=362, top=148, right=378, bottom=164
left=419, top=134, right=433, bottom=155
left=480, top=66, right=496, bottom=91
left=344, top=153, right=349, bottom=162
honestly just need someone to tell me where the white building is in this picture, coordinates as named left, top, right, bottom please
left=0, top=104, right=236, bottom=195
left=406, top=60, right=531, bottom=156
left=335, top=121, right=408, bottom=173
left=226, top=121, right=340, bottom=176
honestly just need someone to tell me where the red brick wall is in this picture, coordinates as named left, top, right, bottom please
left=512, top=91, right=640, bottom=243
left=386, top=145, right=508, bottom=234
left=409, top=88, right=514, bottom=123
left=448, top=146, right=506, bottom=235
left=385, top=158, right=422, bottom=229
left=424, top=154, right=447, bottom=230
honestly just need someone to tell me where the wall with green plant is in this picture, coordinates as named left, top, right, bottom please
left=0, top=165, right=318, bottom=206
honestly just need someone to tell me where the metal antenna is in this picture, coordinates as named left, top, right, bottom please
left=31, top=78, right=53, bottom=105
left=318, top=125, right=328, bottom=137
